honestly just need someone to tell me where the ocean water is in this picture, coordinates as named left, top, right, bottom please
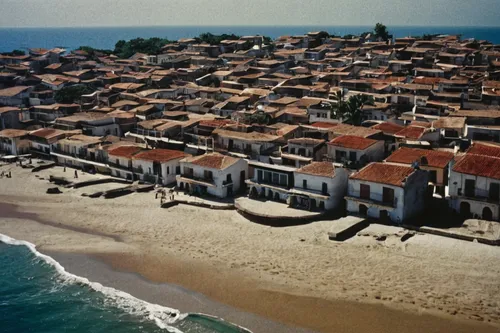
left=0, top=26, right=499, bottom=53
left=0, top=234, right=251, bottom=333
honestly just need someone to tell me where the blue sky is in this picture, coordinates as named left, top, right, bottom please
left=1, top=0, right=499, bottom=27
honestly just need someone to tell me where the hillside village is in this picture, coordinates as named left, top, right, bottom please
left=2, top=27, right=500, bottom=225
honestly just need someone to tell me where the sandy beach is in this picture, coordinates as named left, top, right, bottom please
left=1, top=161, right=500, bottom=333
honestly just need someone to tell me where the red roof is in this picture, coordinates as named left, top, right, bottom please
left=453, top=154, right=500, bottom=180
left=466, top=142, right=500, bottom=158
left=386, top=147, right=454, bottom=168
left=328, top=135, right=379, bottom=150
left=296, top=162, right=335, bottom=177
left=350, top=162, right=415, bottom=187
left=394, top=126, right=427, bottom=140
left=108, top=146, right=143, bottom=159
left=132, top=149, right=186, bottom=163
left=310, top=122, right=338, bottom=129
left=185, top=153, right=240, bottom=170
left=371, top=122, right=404, bottom=135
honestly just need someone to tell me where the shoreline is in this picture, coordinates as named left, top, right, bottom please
left=1, top=163, right=500, bottom=332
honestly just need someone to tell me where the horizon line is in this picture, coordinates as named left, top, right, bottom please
left=1, top=24, right=500, bottom=29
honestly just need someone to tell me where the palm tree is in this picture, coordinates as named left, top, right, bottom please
left=339, top=94, right=374, bottom=126
left=329, top=90, right=344, bottom=120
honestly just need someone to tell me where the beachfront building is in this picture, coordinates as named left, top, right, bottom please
left=131, top=149, right=187, bottom=185
left=176, top=153, right=247, bottom=198
left=246, top=160, right=296, bottom=203
left=282, top=138, right=326, bottom=168
left=0, top=129, right=29, bottom=155
left=345, top=162, right=429, bottom=223
left=0, top=107, right=23, bottom=130
left=51, top=134, right=103, bottom=169
left=327, top=135, right=384, bottom=167
left=448, top=143, right=500, bottom=221
left=28, top=128, right=71, bottom=158
left=385, top=147, right=454, bottom=196
left=107, top=145, right=144, bottom=180
left=289, top=162, right=349, bottom=211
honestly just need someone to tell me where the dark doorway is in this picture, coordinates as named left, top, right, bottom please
left=460, top=201, right=471, bottom=219
left=267, top=190, right=273, bottom=200
left=227, top=186, right=233, bottom=197
left=464, top=179, right=475, bottom=197
left=360, top=184, right=370, bottom=200
left=359, top=204, right=368, bottom=216
left=310, top=199, right=316, bottom=211
left=489, top=183, right=500, bottom=201
left=382, top=187, right=395, bottom=205
left=380, top=210, right=389, bottom=223
left=240, top=170, right=246, bottom=190
left=228, top=139, right=234, bottom=150
left=319, top=201, right=325, bottom=210
left=483, top=207, right=493, bottom=221
left=250, top=187, right=258, bottom=198
left=274, top=192, right=280, bottom=202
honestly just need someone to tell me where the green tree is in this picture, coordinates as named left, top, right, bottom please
left=332, top=94, right=374, bottom=126
left=374, top=23, right=390, bottom=41
left=113, top=37, right=175, bottom=58
left=1, top=49, right=25, bottom=56
left=55, top=85, right=95, bottom=104
left=198, top=33, right=240, bottom=45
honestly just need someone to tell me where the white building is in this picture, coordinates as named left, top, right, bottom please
left=246, top=160, right=296, bottom=203
left=0, top=86, right=32, bottom=107
left=131, top=149, right=187, bottom=185
left=107, top=145, right=144, bottom=180
left=289, top=162, right=349, bottom=211
left=448, top=143, right=500, bottom=221
left=327, top=135, right=384, bottom=165
left=345, top=162, right=429, bottom=223
left=282, top=138, right=326, bottom=168
left=177, top=153, right=248, bottom=198
left=0, top=129, right=29, bottom=155
left=51, top=134, right=103, bottom=169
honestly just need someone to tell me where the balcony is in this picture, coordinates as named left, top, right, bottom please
left=52, top=148, right=87, bottom=159
left=345, top=190, right=397, bottom=209
left=453, top=187, right=500, bottom=205
left=177, top=174, right=216, bottom=188
left=108, top=162, right=133, bottom=172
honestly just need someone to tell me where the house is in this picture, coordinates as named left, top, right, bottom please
left=385, top=147, right=454, bottom=195
left=28, top=128, right=72, bottom=158
left=289, top=162, right=349, bottom=211
left=212, top=96, right=251, bottom=117
left=51, top=134, right=103, bottom=169
left=345, top=162, right=429, bottom=223
left=177, top=153, right=247, bottom=198
left=0, top=129, right=29, bottom=155
left=327, top=135, right=384, bottom=167
left=0, top=86, right=32, bottom=106
left=246, top=160, right=296, bottom=203
left=0, top=107, right=22, bottom=130
left=448, top=142, right=500, bottom=221
left=107, top=145, right=144, bottom=180
left=131, top=149, right=187, bottom=185
left=282, top=138, right=326, bottom=167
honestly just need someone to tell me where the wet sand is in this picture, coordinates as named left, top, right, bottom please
left=1, top=162, right=500, bottom=333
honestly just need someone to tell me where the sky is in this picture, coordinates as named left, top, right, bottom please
left=1, top=0, right=499, bottom=28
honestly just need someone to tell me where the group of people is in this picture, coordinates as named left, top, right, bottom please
left=155, top=188, right=177, bottom=205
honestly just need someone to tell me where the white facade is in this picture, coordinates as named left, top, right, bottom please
left=448, top=169, right=500, bottom=221
left=132, top=158, right=182, bottom=185
left=345, top=170, right=428, bottom=223
left=291, top=168, right=349, bottom=211
left=328, top=141, right=384, bottom=164
left=177, top=158, right=248, bottom=198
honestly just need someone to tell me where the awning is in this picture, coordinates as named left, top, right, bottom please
left=290, top=188, right=330, bottom=199
left=177, top=176, right=216, bottom=188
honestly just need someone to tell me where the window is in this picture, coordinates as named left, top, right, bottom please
left=303, top=179, right=307, bottom=189
left=226, top=174, right=232, bottom=183
left=322, top=182, right=328, bottom=194
left=176, top=166, right=180, bottom=174
left=272, top=173, right=279, bottom=184
left=335, top=150, right=346, bottom=162
left=464, top=179, right=475, bottom=197
left=489, top=183, right=500, bottom=201
left=204, top=170, right=213, bottom=180
left=290, top=148, right=295, bottom=154
left=349, top=151, right=357, bottom=162
left=148, top=167, right=152, bottom=174
left=264, top=171, right=271, bottom=182
left=382, top=187, right=395, bottom=205
left=360, top=184, right=370, bottom=200
left=428, top=170, right=437, bottom=183
left=257, top=170, right=263, bottom=182
left=115, top=159, right=119, bottom=166
left=279, top=174, right=287, bottom=186
left=167, top=166, right=170, bottom=175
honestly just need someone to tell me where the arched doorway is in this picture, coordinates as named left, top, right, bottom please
left=185, top=183, right=190, bottom=193
left=318, top=201, right=325, bottom=211
left=460, top=201, right=471, bottom=219
left=310, top=199, right=316, bottom=211
left=267, top=190, right=273, bottom=200
left=359, top=204, right=368, bottom=216
left=179, top=182, right=184, bottom=190
left=482, top=207, right=493, bottom=221
left=380, top=210, right=389, bottom=223
left=274, top=192, right=280, bottom=202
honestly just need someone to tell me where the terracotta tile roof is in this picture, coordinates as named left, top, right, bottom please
left=132, top=149, right=187, bottom=163
left=108, top=145, right=143, bottom=159
left=433, top=117, right=466, bottom=130
left=466, top=142, right=500, bottom=158
left=350, top=162, right=415, bottom=187
left=29, top=128, right=66, bottom=140
left=453, top=154, right=500, bottom=180
left=386, top=147, right=454, bottom=168
left=0, top=106, right=20, bottom=114
left=451, top=110, right=500, bottom=119
left=330, top=124, right=381, bottom=138
left=288, top=138, right=325, bottom=145
left=296, top=162, right=336, bottom=178
left=184, top=153, right=241, bottom=170
left=0, top=86, right=30, bottom=97
left=394, top=126, right=427, bottom=140
left=310, top=122, right=338, bottom=129
left=371, top=122, right=404, bottom=135
left=328, top=135, right=379, bottom=150
left=213, top=129, right=281, bottom=142
left=0, top=129, right=28, bottom=138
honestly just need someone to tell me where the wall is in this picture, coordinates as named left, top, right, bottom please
left=328, top=141, right=384, bottom=163
left=402, top=169, right=429, bottom=221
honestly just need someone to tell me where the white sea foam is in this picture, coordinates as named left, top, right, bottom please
left=0, top=233, right=184, bottom=333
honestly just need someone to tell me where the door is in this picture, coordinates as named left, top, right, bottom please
left=482, top=207, right=493, bottom=221
left=360, top=184, right=370, bottom=200
left=489, top=183, right=500, bottom=202
left=380, top=210, right=389, bottom=222
left=460, top=201, right=471, bottom=219
left=359, top=204, right=368, bottom=216
left=240, top=170, right=246, bottom=190
left=382, top=187, right=395, bottom=205
left=464, top=179, right=475, bottom=197
left=228, top=139, right=234, bottom=150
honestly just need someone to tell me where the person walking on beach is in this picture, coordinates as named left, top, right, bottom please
left=74, top=170, right=78, bottom=179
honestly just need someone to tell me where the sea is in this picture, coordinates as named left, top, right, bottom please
left=0, top=26, right=499, bottom=53
left=0, top=234, right=251, bottom=333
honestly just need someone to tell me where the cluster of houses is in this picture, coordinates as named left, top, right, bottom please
left=1, top=31, right=500, bottom=223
